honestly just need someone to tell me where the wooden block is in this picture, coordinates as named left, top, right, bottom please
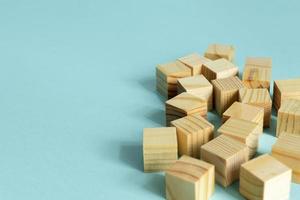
left=212, top=76, right=244, bottom=115
left=240, top=154, right=292, bottom=200
left=201, top=134, right=249, bottom=187
left=177, top=75, right=213, bottom=110
left=165, top=92, right=207, bottom=126
left=239, top=88, right=272, bottom=127
left=272, top=133, right=300, bottom=183
left=273, top=78, right=300, bottom=111
left=143, top=127, right=178, bottom=172
left=222, top=102, right=264, bottom=131
left=204, top=44, right=235, bottom=62
left=242, top=57, right=272, bottom=90
left=156, top=61, right=192, bottom=98
left=170, top=113, right=214, bottom=158
left=178, top=53, right=211, bottom=75
left=218, top=118, right=262, bottom=158
left=166, top=155, right=215, bottom=200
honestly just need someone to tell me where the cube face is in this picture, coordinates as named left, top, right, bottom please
left=204, top=44, right=235, bottom=62
left=178, top=53, right=211, bottom=75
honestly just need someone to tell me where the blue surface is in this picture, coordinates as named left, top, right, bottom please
left=0, top=0, right=300, bottom=199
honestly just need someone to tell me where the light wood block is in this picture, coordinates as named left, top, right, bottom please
left=166, top=155, right=215, bottom=200
left=143, top=127, right=178, bottom=172
left=240, top=154, right=292, bottom=200
left=212, top=76, right=244, bottom=115
left=177, top=75, right=213, bottom=110
left=178, top=53, right=211, bottom=76
left=170, top=113, right=214, bottom=158
left=272, top=133, right=300, bottom=183
left=201, top=135, right=249, bottom=187
left=273, top=78, right=300, bottom=111
left=242, top=57, right=272, bottom=90
left=239, top=88, right=272, bottom=127
left=165, top=92, right=207, bottom=126
left=204, top=44, right=235, bottom=62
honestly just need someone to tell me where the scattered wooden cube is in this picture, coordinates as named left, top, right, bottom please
left=165, top=92, right=207, bottom=126
left=156, top=61, right=192, bottom=98
left=177, top=75, right=213, bottom=110
left=272, top=133, right=300, bottom=183
left=273, top=78, right=300, bottom=111
left=166, top=155, right=215, bottom=200
left=143, top=127, right=178, bottom=172
left=204, top=44, right=235, bottom=62
left=240, top=154, right=292, bottom=200
left=212, top=76, right=244, bottom=115
left=201, top=134, right=249, bottom=187
left=178, top=53, right=211, bottom=75
left=242, top=57, right=272, bottom=90
left=239, top=88, right=272, bottom=127
left=170, top=113, right=214, bottom=158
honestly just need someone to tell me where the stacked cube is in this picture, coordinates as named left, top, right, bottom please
left=177, top=53, right=211, bottom=75
left=204, top=44, right=235, bottom=62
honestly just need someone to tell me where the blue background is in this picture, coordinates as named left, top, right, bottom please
left=0, top=0, right=299, bottom=199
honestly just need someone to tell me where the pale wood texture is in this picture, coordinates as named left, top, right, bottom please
left=143, top=127, right=178, bottom=172
left=239, top=88, right=272, bottom=127
left=212, top=76, right=244, bottom=115
left=166, top=155, right=215, bottom=200
left=177, top=75, right=213, bottom=110
left=165, top=92, right=207, bottom=126
left=272, top=133, right=300, bottom=183
left=273, top=78, right=300, bottom=111
left=242, top=57, right=272, bottom=90
left=218, top=118, right=262, bottom=158
left=170, top=113, right=214, bottom=158
left=240, top=154, right=292, bottom=200
left=156, top=61, right=192, bottom=98
left=204, top=44, right=235, bottom=62
left=201, top=134, right=249, bottom=187
left=178, top=53, right=211, bottom=75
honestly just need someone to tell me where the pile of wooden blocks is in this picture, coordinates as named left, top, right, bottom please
left=141, top=43, right=299, bottom=200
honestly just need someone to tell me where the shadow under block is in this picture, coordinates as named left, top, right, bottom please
left=212, top=76, right=244, bottom=115
left=239, top=88, right=272, bottom=127
left=204, top=44, right=235, bottom=62
left=276, top=99, right=300, bottom=136
left=218, top=118, right=262, bottom=158
left=240, top=154, right=292, bottom=200
left=156, top=61, right=192, bottom=99
left=273, top=78, right=300, bottom=111
left=272, top=133, right=300, bottom=183
left=170, top=113, right=214, bottom=158
left=177, top=53, right=211, bottom=76
left=202, top=58, right=238, bottom=82
left=222, top=102, right=264, bottom=131
left=242, top=57, right=272, bottom=90
left=166, top=155, right=215, bottom=200
left=165, top=92, right=207, bottom=126
left=143, top=127, right=178, bottom=172
left=177, top=75, right=213, bottom=110
left=200, top=135, right=249, bottom=187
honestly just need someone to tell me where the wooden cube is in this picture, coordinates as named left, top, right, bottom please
left=177, top=75, right=213, bottom=110
left=212, top=76, right=244, bottom=115
left=272, top=133, right=300, bottom=183
left=201, top=134, right=249, bottom=187
left=165, top=92, right=207, bottom=126
left=166, top=155, right=215, bottom=200
left=204, top=44, right=235, bottom=62
left=170, top=113, right=214, bottom=158
left=273, top=78, right=300, bottom=111
left=240, top=154, right=292, bottom=200
left=218, top=118, right=262, bottom=158
left=177, top=53, right=211, bottom=75
left=239, top=88, right=272, bottom=127
left=242, top=57, right=272, bottom=90
left=156, top=61, right=192, bottom=98
left=143, top=127, right=178, bottom=172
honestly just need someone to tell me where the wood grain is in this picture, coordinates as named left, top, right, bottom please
left=204, top=44, right=235, bottom=62
left=178, top=53, right=211, bottom=75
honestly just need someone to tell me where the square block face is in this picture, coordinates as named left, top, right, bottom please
left=204, top=44, right=235, bottom=62
left=178, top=53, right=211, bottom=75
